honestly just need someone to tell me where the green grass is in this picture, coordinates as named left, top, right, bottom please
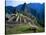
left=6, top=23, right=44, bottom=34
left=6, top=24, right=31, bottom=34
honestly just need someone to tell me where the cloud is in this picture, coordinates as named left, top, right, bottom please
left=6, top=0, right=44, bottom=6
left=14, top=0, right=31, bottom=3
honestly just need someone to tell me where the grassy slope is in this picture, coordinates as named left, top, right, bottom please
left=6, top=23, right=44, bottom=34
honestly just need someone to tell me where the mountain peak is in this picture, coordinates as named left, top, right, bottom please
left=22, top=3, right=27, bottom=8
left=24, top=3, right=26, bottom=5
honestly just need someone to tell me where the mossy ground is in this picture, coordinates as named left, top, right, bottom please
left=6, top=23, right=44, bottom=34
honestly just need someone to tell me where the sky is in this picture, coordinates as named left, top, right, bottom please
left=6, top=0, right=32, bottom=6
left=6, top=0, right=44, bottom=7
